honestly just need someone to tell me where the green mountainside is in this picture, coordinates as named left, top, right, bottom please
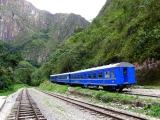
left=0, top=0, right=90, bottom=90
left=33, top=0, right=160, bottom=85
left=1, top=0, right=90, bottom=63
left=12, top=13, right=89, bottom=63
left=1, top=0, right=160, bottom=89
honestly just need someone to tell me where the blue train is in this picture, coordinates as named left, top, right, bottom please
left=50, top=62, right=136, bottom=92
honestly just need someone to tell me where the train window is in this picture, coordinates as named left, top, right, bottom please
left=111, top=71, right=115, bottom=78
left=83, top=74, right=86, bottom=79
left=77, top=75, right=79, bottom=79
left=93, top=73, right=96, bottom=79
left=80, top=74, right=83, bottom=79
left=88, top=74, right=91, bottom=79
left=98, top=72, right=102, bottom=78
left=105, top=71, right=110, bottom=78
left=123, top=68, right=127, bottom=76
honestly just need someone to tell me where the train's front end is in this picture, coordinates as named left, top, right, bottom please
left=50, top=75, right=57, bottom=82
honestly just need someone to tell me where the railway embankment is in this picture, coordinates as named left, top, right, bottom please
left=39, top=81, right=160, bottom=119
left=0, top=84, right=159, bottom=120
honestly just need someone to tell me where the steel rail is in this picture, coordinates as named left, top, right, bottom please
left=15, top=89, right=23, bottom=120
left=8, top=88, right=47, bottom=120
left=37, top=88, right=148, bottom=120
left=26, top=88, right=41, bottom=120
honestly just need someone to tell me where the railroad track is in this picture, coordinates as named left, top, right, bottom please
left=8, top=88, right=46, bottom=120
left=36, top=88, right=148, bottom=120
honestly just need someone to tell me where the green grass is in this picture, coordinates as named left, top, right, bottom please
left=39, top=81, right=160, bottom=118
left=39, top=81, right=69, bottom=94
left=0, top=84, right=29, bottom=96
left=56, top=106, right=66, bottom=112
left=134, top=85, right=160, bottom=89
left=149, top=105, right=160, bottom=117
left=143, top=85, right=160, bottom=89
left=0, top=91, right=14, bottom=96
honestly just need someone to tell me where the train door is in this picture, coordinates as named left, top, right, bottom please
left=121, top=67, right=136, bottom=84
left=68, top=74, right=71, bottom=83
left=123, top=68, right=128, bottom=83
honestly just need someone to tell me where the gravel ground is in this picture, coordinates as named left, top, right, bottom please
left=0, top=96, right=6, bottom=108
left=0, top=89, right=22, bottom=120
left=67, top=87, right=160, bottom=120
left=28, top=88, right=110, bottom=120
left=0, top=87, right=160, bottom=120
left=124, top=88, right=160, bottom=96
left=29, top=88, right=159, bottom=120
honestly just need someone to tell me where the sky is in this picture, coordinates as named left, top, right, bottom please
left=25, top=0, right=106, bottom=21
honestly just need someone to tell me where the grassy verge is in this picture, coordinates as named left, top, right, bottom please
left=39, top=81, right=160, bottom=118
left=39, top=81, right=68, bottom=94
left=143, top=85, right=160, bottom=89
left=0, top=84, right=29, bottom=96
left=134, top=85, right=160, bottom=89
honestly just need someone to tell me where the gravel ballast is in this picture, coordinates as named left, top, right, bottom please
left=0, top=89, right=22, bottom=120
left=1, top=87, right=160, bottom=120
left=28, top=88, right=108, bottom=120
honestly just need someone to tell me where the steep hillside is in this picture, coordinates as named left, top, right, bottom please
left=33, top=0, right=160, bottom=85
left=0, top=0, right=90, bottom=62
left=0, top=0, right=45, bottom=42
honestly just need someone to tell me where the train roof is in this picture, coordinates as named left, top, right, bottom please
left=50, top=72, right=70, bottom=77
left=50, top=62, right=134, bottom=76
left=70, top=62, right=134, bottom=74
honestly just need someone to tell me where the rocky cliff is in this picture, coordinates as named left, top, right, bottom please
left=0, top=0, right=90, bottom=62
left=1, top=0, right=42, bottom=41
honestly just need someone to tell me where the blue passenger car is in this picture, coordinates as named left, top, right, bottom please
left=50, top=62, right=136, bottom=91
left=50, top=73, right=70, bottom=83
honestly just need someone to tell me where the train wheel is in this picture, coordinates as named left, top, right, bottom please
left=118, top=87, right=123, bottom=92
left=103, top=86, right=110, bottom=91
left=83, top=84, right=88, bottom=88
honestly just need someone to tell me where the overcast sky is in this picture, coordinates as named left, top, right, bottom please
left=25, top=0, right=106, bottom=21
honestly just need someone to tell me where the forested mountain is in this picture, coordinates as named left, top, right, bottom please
left=0, top=0, right=90, bottom=63
left=0, top=0, right=89, bottom=91
left=1, top=0, right=160, bottom=90
left=33, top=0, right=160, bottom=85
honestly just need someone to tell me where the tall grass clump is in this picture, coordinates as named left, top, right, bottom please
left=39, top=81, right=69, bottom=94
left=149, top=105, right=160, bottom=117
